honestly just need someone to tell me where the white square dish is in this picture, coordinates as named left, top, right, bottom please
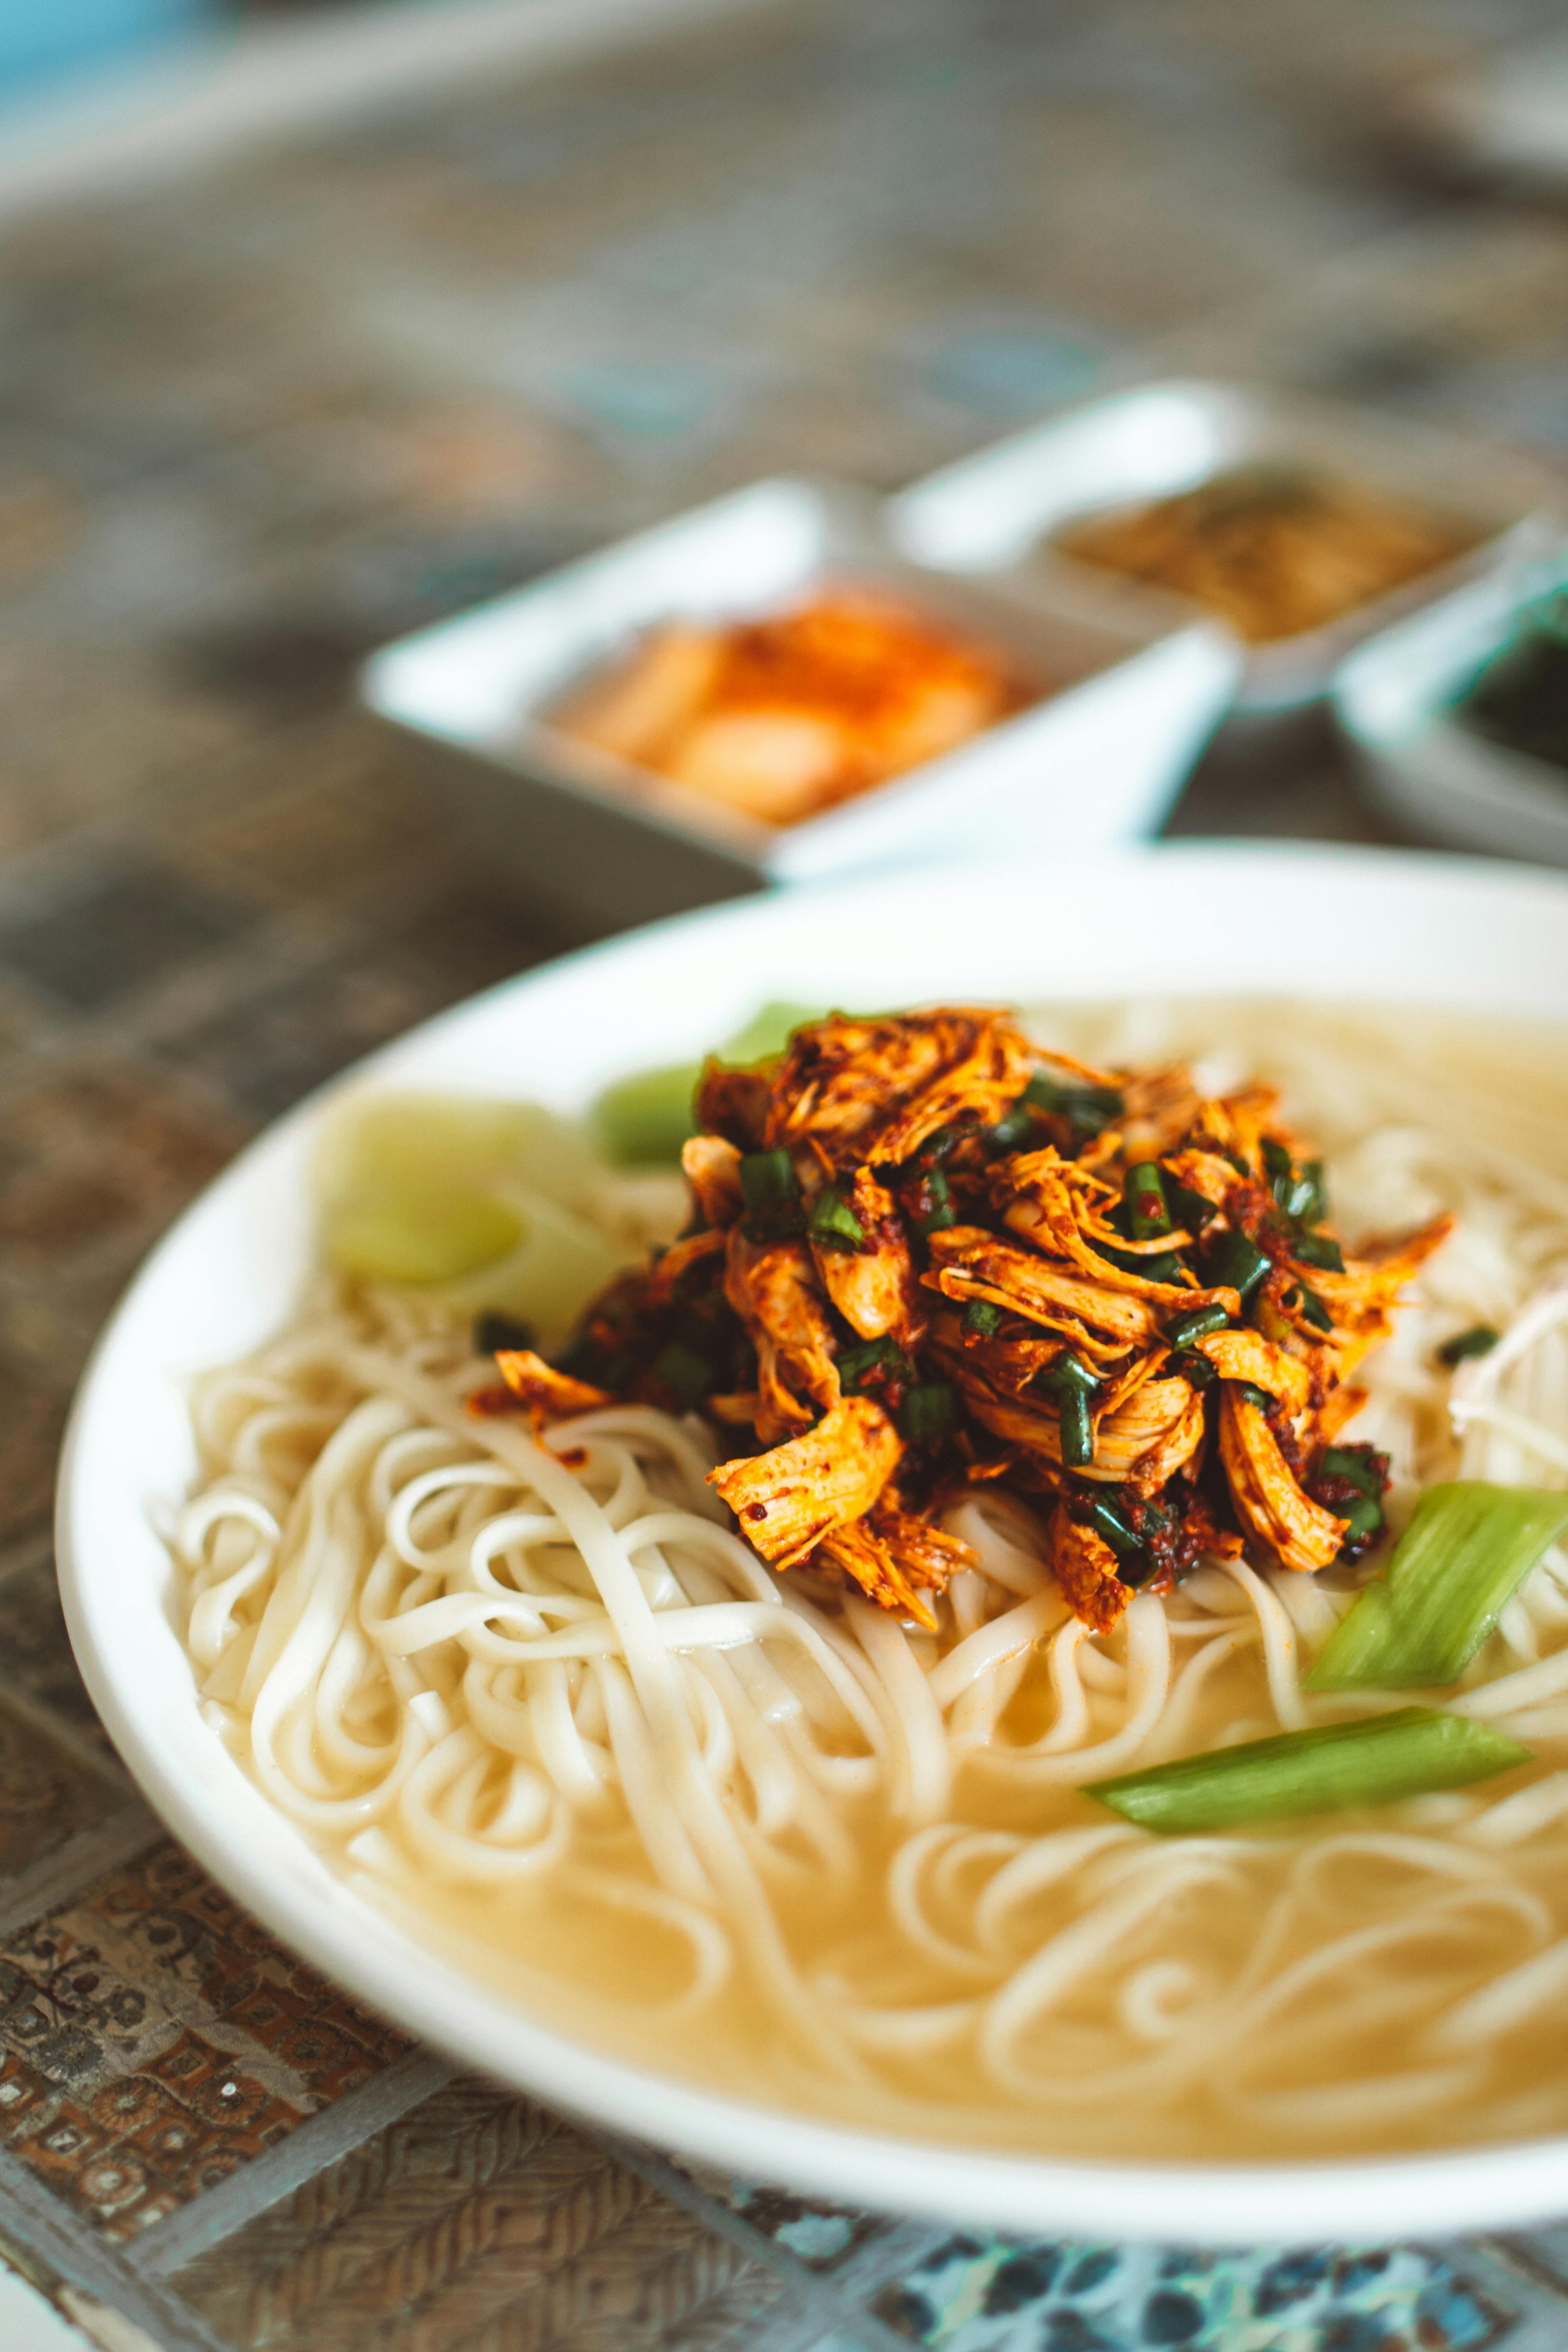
left=361, top=475, right=1239, bottom=931
left=1334, top=546, right=1568, bottom=867
left=890, top=380, right=1556, bottom=714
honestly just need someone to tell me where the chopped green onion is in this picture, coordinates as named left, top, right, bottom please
left=1320, top=1446, right=1383, bottom=1499
left=1231, top=1382, right=1272, bottom=1413
left=808, top=1189, right=864, bottom=1252
left=1298, top=1159, right=1328, bottom=1224
left=918, top=1126, right=962, bottom=1166
left=1048, top=1355, right=1100, bottom=1458
left=1260, top=1138, right=1292, bottom=1180
left=1205, top=1229, right=1271, bottom=1301
left=1274, top=1171, right=1319, bottom=1220
left=650, top=1341, right=713, bottom=1411
left=1293, top=1230, right=1345, bottom=1273
left=474, top=1310, right=535, bottom=1356
left=838, top=1336, right=911, bottom=1391
left=1165, top=1301, right=1229, bottom=1350
left=1086, top=1497, right=1142, bottom=1557
left=1044, top=1352, right=1100, bottom=1466
left=1298, top=1286, right=1334, bottom=1333
left=1056, top=1387, right=1094, bottom=1468
left=1438, top=1324, right=1501, bottom=1367
left=962, top=1299, right=1004, bottom=1338
left=1318, top=1446, right=1387, bottom=1554
left=918, top=1171, right=957, bottom=1234
left=1087, top=1708, right=1532, bottom=1835
left=1163, top=1176, right=1218, bottom=1234
left=1097, top=1240, right=1185, bottom=1283
left=1124, top=1161, right=1171, bottom=1240
left=900, top=1382, right=958, bottom=1443
left=1308, top=1482, right=1568, bottom=1692
left=986, top=1105, right=1034, bottom=1152
left=1024, top=1072, right=1123, bottom=1136
left=739, top=1149, right=797, bottom=1210
left=1339, top=1494, right=1385, bottom=1548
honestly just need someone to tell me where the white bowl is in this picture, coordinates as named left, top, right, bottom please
left=891, top=380, right=1556, bottom=714
left=56, top=844, right=1568, bottom=2246
left=1335, top=553, right=1568, bottom=867
left=361, top=476, right=1239, bottom=933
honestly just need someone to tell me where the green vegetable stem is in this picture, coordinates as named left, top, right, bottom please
left=1307, top=1481, right=1568, bottom=1693
left=1088, top=1708, right=1532, bottom=1835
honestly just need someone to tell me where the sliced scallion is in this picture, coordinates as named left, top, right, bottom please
left=1298, top=1286, right=1334, bottom=1333
left=1298, top=1159, right=1328, bottom=1224
left=1164, top=1176, right=1218, bottom=1234
left=1024, top=1072, right=1123, bottom=1136
left=962, top=1299, right=1004, bottom=1338
left=1044, top=1352, right=1098, bottom=1468
left=918, top=1171, right=957, bottom=1234
left=900, top=1382, right=958, bottom=1443
left=1086, top=1497, right=1141, bottom=1556
left=1438, top=1324, right=1501, bottom=1367
left=1097, top=1240, right=1185, bottom=1283
left=1165, top=1301, right=1229, bottom=1350
left=838, top=1336, right=911, bottom=1391
left=1056, top=1387, right=1094, bottom=1468
left=1205, top=1229, right=1270, bottom=1301
left=1125, top=1162, right=1171, bottom=1240
left=1275, top=1171, right=1319, bottom=1220
left=1339, top=1493, right=1384, bottom=1548
left=1293, top=1230, right=1345, bottom=1274
left=1087, top=1708, right=1533, bottom=1835
left=808, top=1189, right=864, bottom=1252
left=1307, top=1482, right=1568, bottom=1693
left=987, top=1105, right=1034, bottom=1152
left=1320, top=1446, right=1382, bottom=1499
left=739, top=1149, right=797, bottom=1210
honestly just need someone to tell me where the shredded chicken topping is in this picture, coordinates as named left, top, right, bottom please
left=506, top=1009, right=1448, bottom=1635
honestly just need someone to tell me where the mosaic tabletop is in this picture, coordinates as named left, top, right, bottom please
left=3, top=0, right=1568, bottom=2342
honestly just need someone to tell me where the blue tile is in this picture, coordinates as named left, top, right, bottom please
left=689, top=2175, right=891, bottom=2274
left=857, top=2237, right=1521, bottom=2352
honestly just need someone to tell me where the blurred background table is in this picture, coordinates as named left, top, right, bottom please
left=2, top=1, right=1568, bottom=2345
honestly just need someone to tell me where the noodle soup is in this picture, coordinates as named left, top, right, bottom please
left=172, top=1000, right=1568, bottom=2164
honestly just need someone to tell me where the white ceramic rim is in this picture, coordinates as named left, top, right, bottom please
left=56, top=842, right=1568, bottom=2245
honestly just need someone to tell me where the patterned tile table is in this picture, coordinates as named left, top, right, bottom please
left=0, top=0, right=1567, bottom=2342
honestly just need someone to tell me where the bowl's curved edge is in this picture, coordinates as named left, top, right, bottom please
left=53, top=841, right=1568, bottom=2247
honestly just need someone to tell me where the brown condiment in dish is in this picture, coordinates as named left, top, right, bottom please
left=1055, top=465, right=1477, bottom=644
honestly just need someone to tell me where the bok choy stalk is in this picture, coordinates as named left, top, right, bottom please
left=1087, top=1708, right=1532, bottom=1835
left=590, top=1000, right=823, bottom=1164
left=1306, top=1482, right=1568, bottom=1693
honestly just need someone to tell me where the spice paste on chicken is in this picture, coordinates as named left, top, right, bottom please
left=495, top=1009, right=1449, bottom=1634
